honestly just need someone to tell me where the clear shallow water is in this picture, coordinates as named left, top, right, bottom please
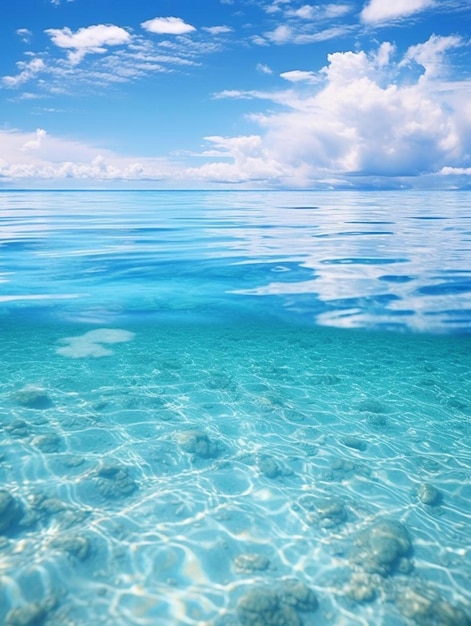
left=0, top=191, right=470, bottom=625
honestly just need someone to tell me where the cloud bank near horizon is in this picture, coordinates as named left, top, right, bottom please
left=1, top=33, right=470, bottom=189
left=1, top=0, right=471, bottom=189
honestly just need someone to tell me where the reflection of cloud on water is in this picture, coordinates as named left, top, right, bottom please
left=202, top=191, right=471, bottom=331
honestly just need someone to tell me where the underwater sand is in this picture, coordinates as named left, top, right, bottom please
left=1, top=191, right=470, bottom=625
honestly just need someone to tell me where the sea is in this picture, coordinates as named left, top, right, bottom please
left=0, top=190, right=470, bottom=626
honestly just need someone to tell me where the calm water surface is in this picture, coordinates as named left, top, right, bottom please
left=0, top=191, right=470, bottom=626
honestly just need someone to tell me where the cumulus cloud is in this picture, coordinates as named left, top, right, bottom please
left=141, top=17, right=196, bottom=36
left=45, top=24, right=131, bottom=64
left=185, top=135, right=287, bottom=184
left=203, top=35, right=471, bottom=186
left=401, top=34, right=462, bottom=79
left=361, top=0, right=434, bottom=24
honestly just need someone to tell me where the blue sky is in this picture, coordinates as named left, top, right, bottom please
left=1, top=0, right=470, bottom=189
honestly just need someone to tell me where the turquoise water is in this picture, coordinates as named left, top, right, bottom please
left=0, top=191, right=470, bottom=625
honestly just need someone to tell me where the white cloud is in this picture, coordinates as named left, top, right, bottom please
left=292, top=3, right=352, bottom=19
left=264, top=0, right=291, bottom=14
left=257, top=63, right=273, bottom=74
left=202, top=26, right=233, bottom=35
left=361, top=0, right=435, bottom=24
left=324, top=4, right=352, bottom=18
left=292, top=4, right=314, bottom=19
left=185, top=135, right=287, bottom=183
left=141, top=17, right=196, bottom=36
left=2, top=28, right=219, bottom=94
left=2, top=57, right=45, bottom=87
left=16, top=28, right=32, bottom=43
left=258, top=20, right=355, bottom=46
left=376, top=41, right=395, bottom=67
left=201, top=36, right=471, bottom=186
left=45, top=24, right=131, bottom=64
left=0, top=129, right=178, bottom=184
left=401, top=34, right=462, bottom=79
left=265, top=24, right=293, bottom=44
left=280, top=70, right=319, bottom=83
left=2, top=35, right=470, bottom=189
left=21, top=128, right=47, bottom=151
left=440, top=166, right=471, bottom=175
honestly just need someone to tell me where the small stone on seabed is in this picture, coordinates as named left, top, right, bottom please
left=315, top=497, right=347, bottom=528
left=94, top=463, right=137, bottom=498
left=234, top=553, right=270, bottom=574
left=6, top=596, right=56, bottom=626
left=31, top=433, right=62, bottom=453
left=236, top=582, right=318, bottom=626
left=175, top=430, right=219, bottom=459
left=0, top=490, right=23, bottom=534
left=257, top=455, right=293, bottom=479
left=237, top=588, right=300, bottom=626
left=11, top=386, right=53, bottom=410
left=5, top=420, right=30, bottom=438
left=351, top=519, right=412, bottom=576
left=416, top=482, right=442, bottom=506
left=345, top=573, right=376, bottom=603
left=51, top=534, right=90, bottom=560
left=278, top=579, right=318, bottom=612
left=340, top=436, right=367, bottom=451
left=396, top=586, right=471, bottom=626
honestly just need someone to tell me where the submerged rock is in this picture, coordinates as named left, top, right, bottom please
left=31, top=433, right=62, bottom=453
left=237, top=588, right=300, bottom=626
left=51, top=534, right=90, bottom=561
left=356, top=399, right=388, bottom=414
left=11, top=386, right=53, bottom=410
left=258, top=456, right=282, bottom=479
left=234, top=553, right=270, bottom=574
left=351, top=519, right=412, bottom=576
left=257, top=455, right=292, bottom=479
left=94, top=463, right=137, bottom=498
left=315, top=497, right=347, bottom=528
left=396, top=586, right=471, bottom=626
left=0, top=490, right=23, bottom=534
left=176, top=430, right=219, bottom=459
left=5, top=596, right=56, bottom=626
left=236, top=581, right=318, bottom=626
left=5, top=420, right=30, bottom=438
left=29, top=493, right=67, bottom=517
left=340, top=436, right=367, bottom=451
left=416, top=483, right=442, bottom=506
left=345, top=572, right=377, bottom=603
left=278, top=579, right=318, bottom=612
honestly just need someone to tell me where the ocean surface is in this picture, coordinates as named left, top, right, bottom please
left=0, top=190, right=470, bottom=626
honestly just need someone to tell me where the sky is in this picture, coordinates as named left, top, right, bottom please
left=1, top=0, right=471, bottom=189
